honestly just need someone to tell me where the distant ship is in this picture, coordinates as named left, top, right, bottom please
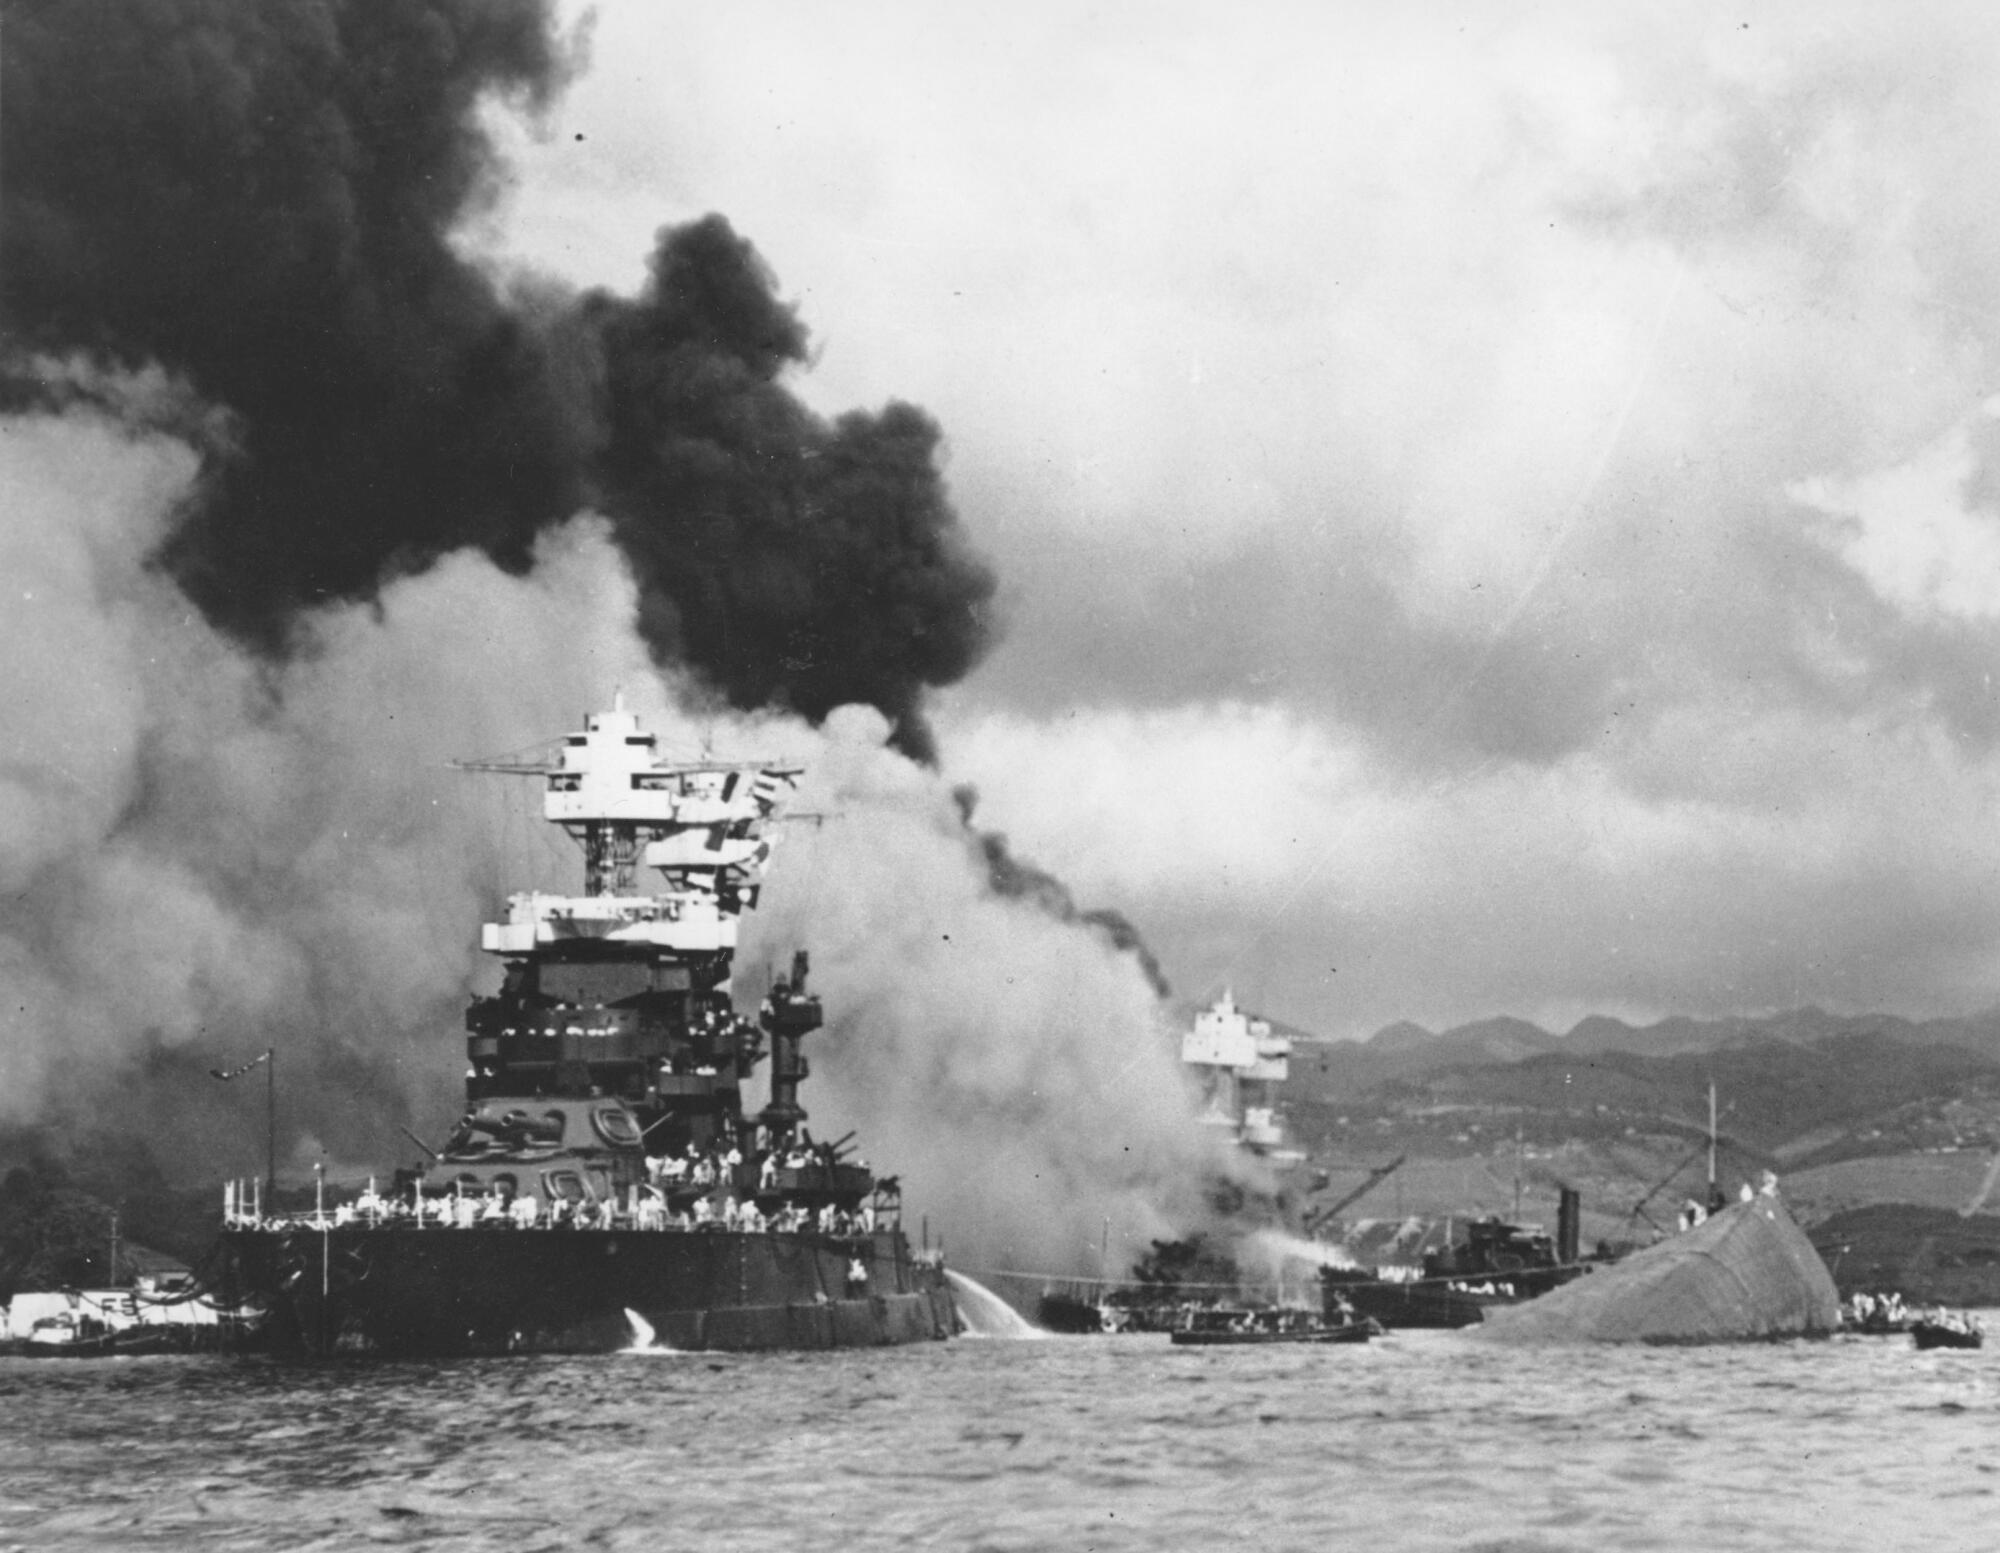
left=1182, top=990, right=1307, bottom=1168
left=219, top=699, right=958, bottom=1356
left=1321, top=1198, right=1588, bottom=1330
left=1037, top=991, right=1308, bottom=1333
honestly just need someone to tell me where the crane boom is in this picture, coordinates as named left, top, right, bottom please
left=1302, top=1153, right=1406, bottom=1233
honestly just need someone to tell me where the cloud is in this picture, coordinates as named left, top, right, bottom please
left=938, top=691, right=2000, bottom=1039
left=1795, top=402, right=2000, bottom=624
left=482, top=1, right=2000, bottom=1036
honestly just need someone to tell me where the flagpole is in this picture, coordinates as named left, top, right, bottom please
left=267, top=1046, right=276, bottom=1205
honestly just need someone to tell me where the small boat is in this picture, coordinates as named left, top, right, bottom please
left=18, top=1310, right=190, bottom=1358
left=21, top=1311, right=117, bottom=1358
left=1169, top=1308, right=1381, bottom=1347
left=1911, top=1320, right=1984, bottom=1351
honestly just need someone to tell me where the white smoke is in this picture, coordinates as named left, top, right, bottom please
left=743, top=709, right=1242, bottom=1278
left=0, top=399, right=651, bottom=1171
left=1, top=391, right=1231, bottom=1272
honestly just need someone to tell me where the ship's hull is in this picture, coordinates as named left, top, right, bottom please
left=1327, top=1276, right=1492, bottom=1329
left=220, top=1224, right=959, bottom=1357
left=1323, top=1265, right=1583, bottom=1329
left=1471, top=1196, right=1840, bottom=1345
left=1911, top=1321, right=1983, bottom=1351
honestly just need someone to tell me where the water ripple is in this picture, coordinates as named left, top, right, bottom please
left=0, top=1330, right=1994, bottom=1550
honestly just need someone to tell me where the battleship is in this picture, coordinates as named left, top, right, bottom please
left=218, top=699, right=959, bottom=1355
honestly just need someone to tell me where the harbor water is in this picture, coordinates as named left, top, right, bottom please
left=0, top=1322, right=1992, bottom=1552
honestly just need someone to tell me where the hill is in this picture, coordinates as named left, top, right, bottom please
left=1280, top=1008, right=2000, bottom=1171
left=1290, top=1005, right=2000, bottom=1097
left=1272, top=1006, right=2000, bottom=1303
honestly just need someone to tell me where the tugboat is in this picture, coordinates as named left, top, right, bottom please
left=219, top=699, right=959, bottom=1356
left=1320, top=1193, right=1590, bottom=1330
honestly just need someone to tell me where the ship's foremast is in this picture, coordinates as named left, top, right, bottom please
left=457, top=696, right=818, bottom=1158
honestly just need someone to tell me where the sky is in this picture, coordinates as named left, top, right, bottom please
left=460, top=0, right=2000, bottom=1040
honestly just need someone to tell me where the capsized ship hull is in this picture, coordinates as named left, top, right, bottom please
left=224, top=1223, right=956, bottom=1356
left=1471, top=1195, right=1840, bottom=1345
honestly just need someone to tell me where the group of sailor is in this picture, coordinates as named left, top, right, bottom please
left=641, top=1138, right=862, bottom=1194
left=1921, top=1305, right=1983, bottom=1336
left=1845, top=1289, right=1910, bottom=1327
left=229, top=1171, right=880, bottom=1238
left=1677, top=1171, right=1782, bottom=1232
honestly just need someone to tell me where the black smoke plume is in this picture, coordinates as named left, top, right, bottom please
left=583, top=219, right=994, bottom=765
left=0, top=1, right=1194, bottom=1274
left=952, top=785, right=1173, bottom=998
left=0, top=0, right=994, bottom=759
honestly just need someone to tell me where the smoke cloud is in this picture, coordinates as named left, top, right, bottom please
left=0, top=405, right=648, bottom=1173
left=744, top=713, right=1234, bottom=1274
left=955, top=786, right=1172, bottom=999
left=0, top=1, right=1206, bottom=1271
left=581, top=217, right=996, bottom=764
left=0, top=402, right=1217, bottom=1276
left=0, top=0, right=995, bottom=760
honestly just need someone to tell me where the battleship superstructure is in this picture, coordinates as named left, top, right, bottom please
left=220, top=699, right=958, bottom=1355
left=1182, top=991, right=1306, bottom=1168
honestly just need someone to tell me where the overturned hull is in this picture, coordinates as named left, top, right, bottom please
left=1473, top=1196, right=1840, bottom=1346
left=223, top=1224, right=958, bottom=1357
